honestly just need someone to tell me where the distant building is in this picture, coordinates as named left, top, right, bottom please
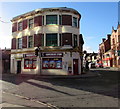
left=110, top=25, right=120, bottom=67
left=11, top=7, right=84, bottom=75
left=98, top=24, right=120, bottom=68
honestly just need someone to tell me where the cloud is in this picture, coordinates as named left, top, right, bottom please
left=0, top=20, right=12, bottom=49
left=83, top=45, right=93, bottom=53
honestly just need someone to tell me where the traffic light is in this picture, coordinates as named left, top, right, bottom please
left=35, top=48, right=39, bottom=56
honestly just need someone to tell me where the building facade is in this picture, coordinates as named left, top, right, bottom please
left=110, top=26, right=120, bottom=67
left=11, top=7, right=84, bottom=75
left=99, top=24, right=120, bottom=68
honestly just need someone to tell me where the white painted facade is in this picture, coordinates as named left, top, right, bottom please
left=11, top=7, right=83, bottom=75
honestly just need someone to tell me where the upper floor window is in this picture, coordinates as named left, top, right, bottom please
left=59, top=15, right=62, bottom=25
left=18, top=38, right=22, bottom=49
left=29, top=18, right=34, bottom=28
left=42, top=16, right=44, bottom=25
left=46, top=33, right=58, bottom=46
left=73, top=34, right=78, bottom=47
left=73, top=17, right=77, bottom=27
left=46, top=15, right=57, bottom=25
left=28, top=36, right=33, bottom=48
left=112, top=38, right=115, bottom=45
left=18, top=22, right=22, bottom=31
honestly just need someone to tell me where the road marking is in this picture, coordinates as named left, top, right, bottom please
left=3, top=91, right=59, bottom=109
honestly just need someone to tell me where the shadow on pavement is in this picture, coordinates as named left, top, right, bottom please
left=2, top=69, right=119, bottom=99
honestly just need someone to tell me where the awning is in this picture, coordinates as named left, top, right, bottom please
left=102, top=57, right=112, bottom=61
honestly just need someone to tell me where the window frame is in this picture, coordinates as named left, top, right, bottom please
left=46, top=33, right=58, bottom=46
left=46, top=15, right=57, bottom=25
left=18, top=38, right=22, bottom=49
left=28, top=36, right=33, bottom=48
left=73, top=34, right=78, bottom=47
left=29, top=18, right=34, bottom=29
left=42, top=58, right=62, bottom=69
left=73, top=17, right=78, bottom=27
left=24, top=59, right=36, bottom=69
left=18, top=22, right=22, bottom=31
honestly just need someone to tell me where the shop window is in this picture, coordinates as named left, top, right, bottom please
left=73, top=34, right=78, bottom=47
left=73, top=17, right=77, bottom=27
left=46, top=15, right=57, bottom=25
left=42, top=58, right=62, bottom=69
left=18, top=22, right=22, bottom=31
left=28, top=36, right=33, bottom=48
left=24, top=59, right=36, bottom=69
left=46, top=33, right=58, bottom=46
left=29, top=18, right=34, bottom=28
left=18, top=38, right=22, bottom=49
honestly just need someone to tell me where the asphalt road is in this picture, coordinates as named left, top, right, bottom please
left=1, top=68, right=120, bottom=108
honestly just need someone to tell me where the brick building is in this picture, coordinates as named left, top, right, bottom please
left=99, top=24, right=120, bottom=68
left=11, top=7, right=84, bottom=75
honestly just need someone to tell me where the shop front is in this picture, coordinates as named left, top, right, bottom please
left=11, top=51, right=81, bottom=75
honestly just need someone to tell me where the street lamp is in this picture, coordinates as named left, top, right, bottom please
left=35, top=46, right=41, bottom=74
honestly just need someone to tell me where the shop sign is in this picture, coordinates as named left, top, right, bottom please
left=41, top=53, right=63, bottom=57
left=23, top=54, right=37, bottom=58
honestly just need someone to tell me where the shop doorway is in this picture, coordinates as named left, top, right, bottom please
left=73, top=59, right=79, bottom=75
left=17, top=61, right=21, bottom=74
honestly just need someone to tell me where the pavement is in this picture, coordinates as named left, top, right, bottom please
left=1, top=91, right=55, bottom=108
left=2, top=70, right=99, bottom=79
left=1, top=68, right=119, bottom=108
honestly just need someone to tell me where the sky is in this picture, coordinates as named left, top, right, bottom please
left=0, top=2, right=119, bottom=52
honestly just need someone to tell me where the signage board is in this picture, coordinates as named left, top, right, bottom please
left=41, top=53, right=63, bottom=57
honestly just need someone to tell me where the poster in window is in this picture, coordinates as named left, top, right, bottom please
left=56, top=60, right=62, bottom=68
left=32, top=60, right=36, bottom=68
left=43, top=60, right=49, bottom=68
left=29, top=60, right=32, bottom=68
left=49, top=60, right=55, bottom=68
left=25, top=60, right=29, bottom=67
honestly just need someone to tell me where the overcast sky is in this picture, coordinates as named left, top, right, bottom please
left=0, top=2, right=118, bottom=53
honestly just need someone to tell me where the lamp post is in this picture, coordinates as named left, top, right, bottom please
left=35, top=46, right=41, bottom=74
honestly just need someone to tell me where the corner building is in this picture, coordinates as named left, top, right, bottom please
left=11, top=7, right=84, bottom=75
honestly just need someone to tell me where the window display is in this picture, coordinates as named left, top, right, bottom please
left=42, top=58, right=62, bottom=69
left=24, top=59, right=36, bottom=69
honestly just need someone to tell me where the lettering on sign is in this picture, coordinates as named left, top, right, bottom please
left=41, top=53, right=63, bottom=57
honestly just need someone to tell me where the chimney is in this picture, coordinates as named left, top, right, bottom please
left=102, top=38, right=106, bottom=42
left=107, top=34, right=111, bottom=39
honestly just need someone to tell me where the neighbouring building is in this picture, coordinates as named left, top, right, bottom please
left=2, top=48, right=11, bottom=73
left=110, top=25, right=120, bottom=68
left=11, top=7, right=84, bottom=75
left=98, top=24, right=120, bottom=68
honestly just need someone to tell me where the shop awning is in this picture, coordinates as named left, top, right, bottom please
left=102, top=57, right=112, bottom=61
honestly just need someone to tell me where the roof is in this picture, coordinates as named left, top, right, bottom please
left=11, top=7, right=81, bottom=22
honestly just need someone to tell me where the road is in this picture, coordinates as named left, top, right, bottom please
left=1, top=68, right=119, bottom=108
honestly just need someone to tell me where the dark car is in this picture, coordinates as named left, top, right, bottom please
left=95, top=63, right=103, bottom=68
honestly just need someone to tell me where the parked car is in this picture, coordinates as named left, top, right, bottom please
left=95, top=63, right=103, bottom=68
left=89, top=62, right=96, bottom=68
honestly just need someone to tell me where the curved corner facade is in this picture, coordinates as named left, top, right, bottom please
left=11, top=7, right=84, bottom=75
